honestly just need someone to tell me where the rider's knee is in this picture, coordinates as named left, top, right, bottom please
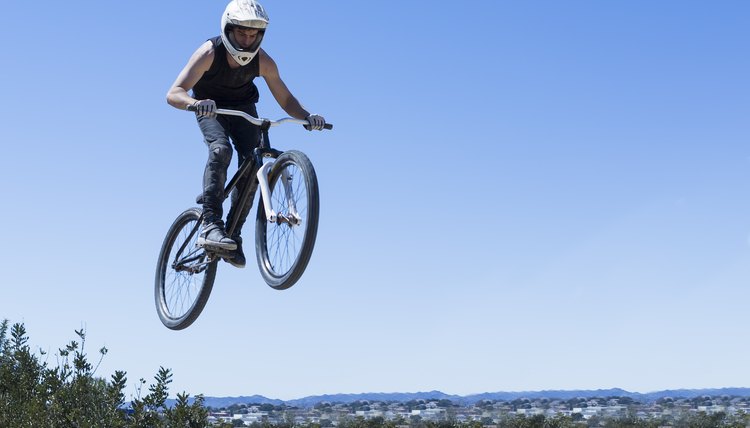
left=208, top=141, right=232, bottom=166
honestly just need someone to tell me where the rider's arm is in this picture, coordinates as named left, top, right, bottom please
left=166, top=41, right=215, bottom=110
left=259, top=49, right=314, bottom=120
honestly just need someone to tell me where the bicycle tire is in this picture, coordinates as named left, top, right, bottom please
left=155, top=207, right=218, bottom=330
left=255, top=150, right=319, bottom=290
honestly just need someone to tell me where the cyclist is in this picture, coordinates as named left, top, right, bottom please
left=166, top=0, right=326, bottom=268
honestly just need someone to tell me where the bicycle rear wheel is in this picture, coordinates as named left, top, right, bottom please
left=255, top=150, right=319, bottom=290
left=155, top=207, right=218, bottom=330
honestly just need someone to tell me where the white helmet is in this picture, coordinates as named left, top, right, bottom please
left=220, top=0, right=269, bottom=66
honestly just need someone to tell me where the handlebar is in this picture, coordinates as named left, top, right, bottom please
left=186, top=105, right=333, bottom=130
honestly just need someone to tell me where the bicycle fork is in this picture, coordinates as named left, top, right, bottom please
left=256, top=161, right=302, bottom=226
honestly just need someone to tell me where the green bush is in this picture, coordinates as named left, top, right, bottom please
left=0, top=319, right=207, bottom=427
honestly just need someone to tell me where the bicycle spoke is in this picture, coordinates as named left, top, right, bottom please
left=265, top=163, right=307, bottom=274
left=255, top=151, right=319, bottom=290
left=157, top=212, right=215, bottom=326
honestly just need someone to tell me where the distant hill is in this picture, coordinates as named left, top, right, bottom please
left=286, top=391, right=459, bottom=408
left=199, top=387, right=750, bottom=409
left=199, top=395, right=284, bottom=408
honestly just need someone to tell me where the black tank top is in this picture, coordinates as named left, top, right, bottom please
left=192, top=36, right=260, bottom=107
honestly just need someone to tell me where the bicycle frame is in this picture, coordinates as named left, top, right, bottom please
left=170, top=147, right=284, bottom=270
left=226, top=143, right=295, bottom=232
left=216, top=108, right=322, bottom=235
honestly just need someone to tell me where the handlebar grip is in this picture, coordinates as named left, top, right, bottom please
left=304, top=123, right=334, bottom=131
left=186, top=104, right=197, bottom=112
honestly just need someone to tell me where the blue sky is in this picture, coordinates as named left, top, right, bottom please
left=1, top=1, right=749, bottom=400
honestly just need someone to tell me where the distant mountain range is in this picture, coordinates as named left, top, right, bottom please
left=198, top=388, right=750, bottom=409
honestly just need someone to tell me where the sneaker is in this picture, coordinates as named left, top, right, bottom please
left=197, top=221, right=237, bottom=251
left=223, top=236, right=246, bottom=268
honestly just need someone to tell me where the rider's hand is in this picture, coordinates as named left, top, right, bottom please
left=192, top=99, right=217, bottom=118
left=305, top=114, right=326, bottom=131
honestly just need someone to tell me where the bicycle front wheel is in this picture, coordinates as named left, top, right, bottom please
left=255, top=150, right=319, bottom=290
left=155, top=207, right=217, bottom=330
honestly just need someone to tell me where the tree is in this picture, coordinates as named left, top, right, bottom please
left=0, top=320, right=46, bottom=427
left=437, top=399, right=455, bottom=408
left=164, top=392, right=209, bottom=427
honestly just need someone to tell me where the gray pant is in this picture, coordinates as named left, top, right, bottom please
left=196, top=104, right=260, bottom=237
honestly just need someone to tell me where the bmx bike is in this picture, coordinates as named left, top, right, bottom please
left=155, top=107, right=332, bottom=330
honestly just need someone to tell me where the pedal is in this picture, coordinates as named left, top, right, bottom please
left=197, top=242, right=232, bottom=255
